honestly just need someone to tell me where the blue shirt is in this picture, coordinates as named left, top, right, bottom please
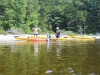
left=56, top=29, right=61, bottom=38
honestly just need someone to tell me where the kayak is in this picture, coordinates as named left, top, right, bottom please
left=68, top=36, right=95, bottom=40
left=16, top=37, right=47, bottom=42
left=52, top=37, right=67, bottom=41
left=16, top=36, right=67, bottom=42
left=16, top=35, right=94, bottom=42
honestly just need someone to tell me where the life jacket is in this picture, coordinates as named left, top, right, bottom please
left=34, top=28, right=38, bottom=32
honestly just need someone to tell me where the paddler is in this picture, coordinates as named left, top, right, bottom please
left=32, top=25, right=40, bottom=38
left=55, top=27, right=61, bottom=39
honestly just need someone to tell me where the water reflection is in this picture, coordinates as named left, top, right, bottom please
left=56, top=40, right=62, bottom=57
left=47, top=40, right=52, bottom=52
left=33, top=42, right=39, bottom=58
left=34, top=42, right=38, bottom=52
left=0, top=40, right=100, bottom=74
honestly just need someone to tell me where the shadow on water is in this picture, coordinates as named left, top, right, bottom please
left=0, top=39, right=100, bottom=75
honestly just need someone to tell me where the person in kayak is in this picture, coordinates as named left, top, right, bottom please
left=55, top=27, right=61, bottom=38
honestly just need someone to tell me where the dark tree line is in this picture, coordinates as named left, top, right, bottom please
left=0, top=0, right=100, bottom=34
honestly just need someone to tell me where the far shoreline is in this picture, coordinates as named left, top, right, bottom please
left=0, top=34, right=100, bottom=41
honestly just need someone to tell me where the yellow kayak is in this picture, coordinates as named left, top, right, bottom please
left=29, top=35, right=95, bottom=41
left=68, top=36, right=95, bottom=40
left=52, top=37, right=67, bottom=41
left=29, top=35, right=67, bottom=41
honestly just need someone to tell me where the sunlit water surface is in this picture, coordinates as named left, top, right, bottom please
left=0, top=39, right=100, bottom=75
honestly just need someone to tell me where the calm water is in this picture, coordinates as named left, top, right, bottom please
left=0, top=39, right=100, bottom=75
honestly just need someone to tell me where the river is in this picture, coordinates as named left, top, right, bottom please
left=0, top=39, right=100, bottom=75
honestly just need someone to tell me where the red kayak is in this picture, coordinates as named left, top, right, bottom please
left=16, top=37, right=47, bottom=42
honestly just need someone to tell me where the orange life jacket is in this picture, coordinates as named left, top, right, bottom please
left=34, top=28, right=38, bottom=32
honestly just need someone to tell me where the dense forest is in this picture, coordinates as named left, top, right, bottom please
left=0, top=0, right=100, bottom=34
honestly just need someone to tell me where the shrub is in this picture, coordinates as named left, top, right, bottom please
left=0, top=27, right=6, bottom=34
left=66, top=31, right=75, bottom=36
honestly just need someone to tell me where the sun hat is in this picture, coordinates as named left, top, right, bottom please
left=56, top=27, right=59, bottom=29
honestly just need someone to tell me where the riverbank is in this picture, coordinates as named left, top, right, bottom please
left=0, top=34, right=48, bottom=41
left=0, top=34, right=100, bottom=41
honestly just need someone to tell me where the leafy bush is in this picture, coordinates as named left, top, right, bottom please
left=66, top=31, right=75, bottom=36
left=0, top=27, right=6, bottom=34
left=39, top=29, right=54, bottom=34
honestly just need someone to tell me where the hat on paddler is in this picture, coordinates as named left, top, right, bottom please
left=56, top=27, right=59, bottom=29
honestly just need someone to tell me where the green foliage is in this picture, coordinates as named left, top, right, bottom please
left=11, top=26, right=24, bottom=34
left=0, top=27, right=6, bottom=34
left=25, top=0, right=39, bottom=27
left=20, top=25, right=32, bottom=34
left=0, top=0, right=100, bottom=34
left=66, top=31, right=75, bottom=36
